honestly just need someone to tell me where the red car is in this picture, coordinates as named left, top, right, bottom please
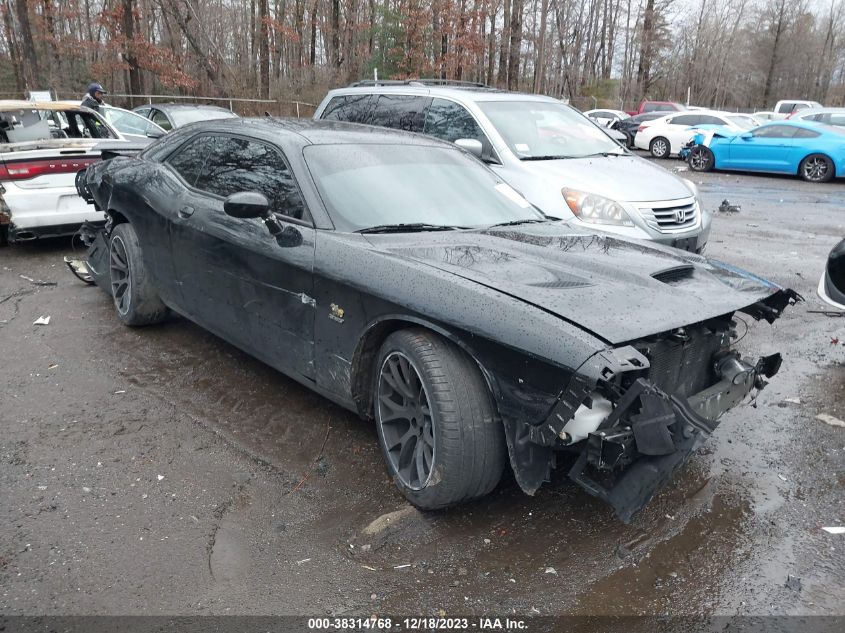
left=627, top=100, right=686, bottom=116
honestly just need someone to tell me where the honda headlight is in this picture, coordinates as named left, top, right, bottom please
left=562, top=188, right=633, bottom=226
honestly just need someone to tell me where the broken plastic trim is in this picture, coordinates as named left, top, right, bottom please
left=568, top=351, right=781, bottom=523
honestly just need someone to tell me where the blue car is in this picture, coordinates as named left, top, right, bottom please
left=684, top=121, right=845, bottom=182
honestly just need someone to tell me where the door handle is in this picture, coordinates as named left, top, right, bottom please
left=178, top=205, right=194, bottom=218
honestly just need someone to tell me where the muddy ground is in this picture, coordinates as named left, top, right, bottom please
left=1, top=164, right=843, bottom=618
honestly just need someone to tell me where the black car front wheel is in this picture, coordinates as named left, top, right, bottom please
left=799, top=154, right=834, bottom=183
left=688, top=145, right=715, bottom=172
left=374, top=329, right=506, bottom=510
left=109, top=223, right=169, bottom=326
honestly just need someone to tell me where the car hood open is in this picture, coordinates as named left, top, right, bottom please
left=518, top=154, right=693, bottom=203
left=373, top=223, right=786, bottom=344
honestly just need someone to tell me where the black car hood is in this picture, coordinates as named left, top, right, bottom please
left=368, top=223, right=783, bottom=344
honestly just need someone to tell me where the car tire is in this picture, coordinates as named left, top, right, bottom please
left=108, top=223, right=169, bottom=327
left=374, top=328, right=506, bottom=510
left=688, top=145, right=715, bottom=172
left=649, top=136, right=670, bottom=158
left=799, top=154, right=834, bottom=183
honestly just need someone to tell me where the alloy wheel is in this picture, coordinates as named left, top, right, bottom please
left=690, top=147, right=712, bottom=170
left=803, top=157, right=829, bottom=182
left=651, top=138, right=668, bottom=157
left=110, top=236, right=132, bottom=316
left=377, top=351, right=435, bottom=490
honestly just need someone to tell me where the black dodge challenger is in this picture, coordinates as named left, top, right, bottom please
left=77, top=119, right=799, bottom=522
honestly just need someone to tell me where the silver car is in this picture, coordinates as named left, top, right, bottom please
left=314, top=81, right=710, bottom=252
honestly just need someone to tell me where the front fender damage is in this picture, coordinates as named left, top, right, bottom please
left=501, top=288, right=800, bottom=522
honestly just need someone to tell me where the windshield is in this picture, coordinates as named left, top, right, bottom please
left=102, top=107, right=163, bottom=137
left=727, top=115, right=758, bottom=130
left=477, top=100, right=624, bottom=159
left=169, top=108, right=238, bottom=127
left=304, top=144, right=544, bottom=232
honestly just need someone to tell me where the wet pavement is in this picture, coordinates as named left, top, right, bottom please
left=0, top=165, right=843, bottom=617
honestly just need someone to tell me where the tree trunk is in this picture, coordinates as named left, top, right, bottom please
left=122, top=0, right=143, bottom=104
left=497, top=0, right=511, bottom=87
left=636, top=0, right=655, bottom=99
left=762, top=1, right=787, bottom=107
left=259, top=0, right=270, bottom=98
left=2, top=1, right=24, bottom=92
left=507, top=0, right=522, bottom=90
left=331, top=0, right=341, bottom=69
left=533, top=0, right=549, bottom=93
left=13, top=0, right=42, bottom=89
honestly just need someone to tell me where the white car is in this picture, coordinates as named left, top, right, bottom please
left=100, top=105, right=167, bottom=141
left=583, top=109, right=629, bottom=128
left=753, top=111, right=777, bottom=122
left=787, top=107, right=845, bottom=128
left=635, top=110, right=759, bottom=158
left=0, top=100, right=124, bottom=243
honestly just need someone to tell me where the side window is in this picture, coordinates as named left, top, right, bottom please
left=776, top=102, right=795, bottom=114
left=320, top=95, right=377, bottom=124
left=829, top=114, right=845, bottom=127
left=752, top=125, right=797, bottom=139
left=424, top=98, right=486, bottom=144
left=369, top=95, right=430, bottom=132
left=166, top=135, right=215, bottom=186
left=698, top=115, right=725, bottom=125
left=194, top=136, right=307, bottom=221
left=792, top=128, right=820, bottom=138
left=670, top=115, right=700, bottom=126
left=151, top=109, right=172, bottom=131
left=134, top=107, right=151, bottom=118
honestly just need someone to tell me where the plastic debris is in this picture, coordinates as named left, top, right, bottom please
left=822, top=527, right=845, bottom=534
left=33, top=316, right=51, bottom=325
left=778, top=474, right=788, bottom=482
left=157, top=474, right=164, bottom=481
left=20, top=274, right=57, bottom=287
left=783, top=397, right=801, bottom=404
left=393, top=564, right=411, bottom=570
left=295, top=558, right=311, bottom=565
left=718, top=199, right=741, bottom=213
left=544, top=567, right=558, bottom=575
left=785, top=575, right=802, bottom=592
left=816, top=414, right=845, bottom=428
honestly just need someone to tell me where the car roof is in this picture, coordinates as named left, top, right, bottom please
left=183, top=117, right=459, bottom=148
left=794, top=107, right=845, bottom=116
left=144, top=103, right=233, bottom=112
left=326, top=84, right=562, bottom=105
left=0, top=100, right=90, bottom=112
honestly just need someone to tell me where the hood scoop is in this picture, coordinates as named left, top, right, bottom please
left=652, top=264, right=695, bottom=284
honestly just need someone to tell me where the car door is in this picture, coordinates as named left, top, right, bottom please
left=727, top=125, right=798, bottom=171
left=168, top=133, right=317, bottom=379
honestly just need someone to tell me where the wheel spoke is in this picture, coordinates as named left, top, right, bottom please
left=377, top=351, right=435, bottom=491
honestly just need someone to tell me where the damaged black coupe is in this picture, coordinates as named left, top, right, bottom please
left=77, top=119, right=799, bottom=521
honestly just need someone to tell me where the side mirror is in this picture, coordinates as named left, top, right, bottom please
left=455, top=138, right=483, bottom=159
left=146, top=129, right=165, bottom=139
left=224, top=191, right=270, bottom=219
left=740, top=132, right=752, bottom=140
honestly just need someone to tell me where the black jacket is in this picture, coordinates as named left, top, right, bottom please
left=81, top=94, right=102, bottom=112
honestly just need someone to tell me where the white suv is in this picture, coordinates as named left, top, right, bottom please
left=0, top=100, right=124, bottom=243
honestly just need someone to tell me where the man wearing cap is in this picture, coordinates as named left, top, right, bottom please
left=81, top=83, right=107, bottom=112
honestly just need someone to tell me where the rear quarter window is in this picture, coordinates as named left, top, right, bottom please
left=320, top=95, right=378, bottom=124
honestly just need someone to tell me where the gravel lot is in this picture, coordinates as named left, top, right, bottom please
left=1, top=162, right=844, bottom=618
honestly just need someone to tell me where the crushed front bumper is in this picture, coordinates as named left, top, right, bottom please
left=567, top=351, right=782, bottom=522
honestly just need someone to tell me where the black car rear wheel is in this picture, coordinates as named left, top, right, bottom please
left=799, top=154, right=834, bottom=183
left=374, top=329, right=506, bottom=510
left=688, top=145, right=715, bottom=172
left=109, top=223, right=169, bottom=326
